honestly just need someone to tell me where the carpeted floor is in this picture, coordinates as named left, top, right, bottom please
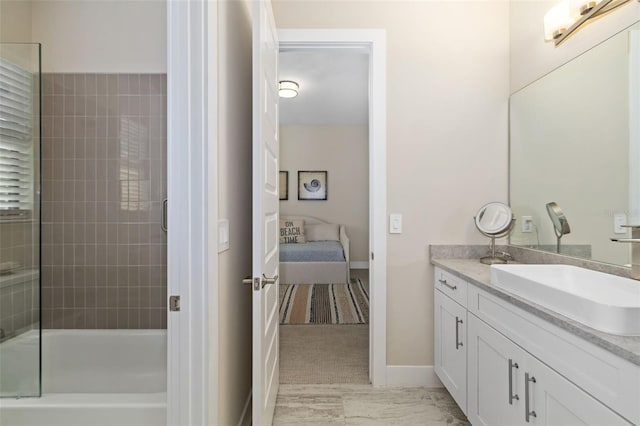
left=279, top=270, right=370, bottom=384
left=279, top=324, right=369, bottom=384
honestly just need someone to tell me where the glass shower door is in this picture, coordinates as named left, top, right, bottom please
left=0, top=42, right=41, bottom=397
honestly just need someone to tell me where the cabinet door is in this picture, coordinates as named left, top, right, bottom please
left=434, top=289, right=467, bottom=413
left=468, top=314, right=525, bottom=426
left=523, top=355, right=631, bottom=426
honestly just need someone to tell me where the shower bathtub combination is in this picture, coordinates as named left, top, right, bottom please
left=0, top=42, right=169, bottom=425
left=0, top=330, right=167, bottom=426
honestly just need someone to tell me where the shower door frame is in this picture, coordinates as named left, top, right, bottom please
left=166, top=0, right=218, bottom=424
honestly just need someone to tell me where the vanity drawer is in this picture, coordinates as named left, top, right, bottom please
left=434, top=268, right=467, bottom=307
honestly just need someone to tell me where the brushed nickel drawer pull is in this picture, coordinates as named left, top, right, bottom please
left=455, top=316, right=464, bottom=349
left=525, top=372, right=537, bottom=422
left=438, top=278, right=457, bottom=290
left=509, top=359, right=520, bottom=405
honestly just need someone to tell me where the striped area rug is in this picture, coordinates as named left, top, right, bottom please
left=279, top=279, right=369, bottom=325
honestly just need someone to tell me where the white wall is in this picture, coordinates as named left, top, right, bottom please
left=30, top=0, right=166, bottom=73
left=510, top=0, right=640, bottom=92
left=273, top=0, right=510, bottom=366
left=280, top=125, right=369, bottom=262
left=217, top=0, right=253, bottom=424
left=0, top=0, right=32, bottom=43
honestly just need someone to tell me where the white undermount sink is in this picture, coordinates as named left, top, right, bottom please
left=489, top=264, right=640, bottom=336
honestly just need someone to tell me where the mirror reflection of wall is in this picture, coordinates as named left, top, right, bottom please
left=510, top=21, right=640, bottom=266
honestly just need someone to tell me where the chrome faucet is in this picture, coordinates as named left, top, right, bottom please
left=610, top=225, right=640, bottom=279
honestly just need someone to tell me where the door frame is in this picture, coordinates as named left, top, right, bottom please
left=278, top=29, right=388, bottom=386
left=166, top=0, right=218, bottom=424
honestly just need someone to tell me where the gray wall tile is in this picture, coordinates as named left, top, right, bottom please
left=40, top=73, right=167, bottom=330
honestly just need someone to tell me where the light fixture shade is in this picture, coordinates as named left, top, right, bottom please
left=544, top=0, right=578, bottom=41
left=279, top=80, right=299, bottom=98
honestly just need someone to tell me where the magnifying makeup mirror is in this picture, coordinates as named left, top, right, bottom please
left=474, top=202, right=516, bottom=265
left=546, top=202, right=571, bottom=254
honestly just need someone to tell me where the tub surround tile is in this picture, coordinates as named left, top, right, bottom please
left=40, top=73, right=167, bottom=330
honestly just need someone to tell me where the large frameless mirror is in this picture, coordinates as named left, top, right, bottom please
left=509, top=20, right=640, bottom=267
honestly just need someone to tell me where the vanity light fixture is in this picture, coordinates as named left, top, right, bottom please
left=278, top=80, right=299, bottom=98
left=544, top=0, right=636, bottom=46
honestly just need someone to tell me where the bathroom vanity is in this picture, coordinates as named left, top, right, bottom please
left=432, top=259, right=640, bottom=426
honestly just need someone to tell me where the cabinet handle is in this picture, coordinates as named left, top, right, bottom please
left=509, top=359, right=520, bottom=405
left=525, top=372, right=537, bottom=422
left=161, top=198, right=168, bottom=232
left=439, top=278, right=457, bottom=290
left=455, top=317, right=464, bottom=349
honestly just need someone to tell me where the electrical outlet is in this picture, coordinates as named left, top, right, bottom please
left=521, top=216, right=533, bottom=233
left=614, top=213, right=627, bottom=234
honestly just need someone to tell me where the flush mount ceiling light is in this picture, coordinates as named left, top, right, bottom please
left=544, top=0, right=636, bottom=46
left=278, top=80, right=299, bottom=98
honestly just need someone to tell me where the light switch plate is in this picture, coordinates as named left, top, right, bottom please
left=218, top=219, right=230, bottom=252
left=389, top=214, right=402, bottom=234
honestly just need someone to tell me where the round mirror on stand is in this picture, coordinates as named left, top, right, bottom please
left=474, top=202, right=516, bottom=265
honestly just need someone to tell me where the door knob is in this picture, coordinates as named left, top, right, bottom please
left=262, top=274, right=279, bottom=287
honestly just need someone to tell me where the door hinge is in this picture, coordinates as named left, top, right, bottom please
left=371, top=252, right=374, bottom=261
left=169, top=295, right=180, bottom=312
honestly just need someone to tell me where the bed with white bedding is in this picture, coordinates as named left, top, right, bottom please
left=279, top=216, right=350, bottom=284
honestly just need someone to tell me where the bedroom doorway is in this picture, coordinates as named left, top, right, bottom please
left=277, top=30, right=387, bottom=386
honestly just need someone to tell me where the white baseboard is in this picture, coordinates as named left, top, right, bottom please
left=385, top=365, right=443, bottom=387
left=237, top=390, right=252, bottom=426
left=350, top=261, right=369, bottom=269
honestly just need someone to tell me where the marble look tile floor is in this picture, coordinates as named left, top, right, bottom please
left=273, top=384, right=470, bottom=425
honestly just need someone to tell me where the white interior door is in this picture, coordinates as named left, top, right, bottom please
left=252, top=0, right=280, bottom=424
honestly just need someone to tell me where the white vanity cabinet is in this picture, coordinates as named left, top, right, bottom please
left=468, top=314, right=631, bottom=426
left=434, top=288, right=467, bottom=413
left=433, top=265, right=639, bottom=426
left=524, top=348, right=631, bottom=426
left=467, top=314, right=525, bottom=426
left=434, top=268, right=468, bottom=413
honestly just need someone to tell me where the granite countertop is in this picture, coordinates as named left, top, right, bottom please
left=431, top=258, right=640, bottom=366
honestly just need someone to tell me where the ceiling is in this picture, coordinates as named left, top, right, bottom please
left=278, top=48, right=369, bottom=126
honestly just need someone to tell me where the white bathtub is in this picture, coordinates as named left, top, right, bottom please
left=0, top=329, right=167, bottom=426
